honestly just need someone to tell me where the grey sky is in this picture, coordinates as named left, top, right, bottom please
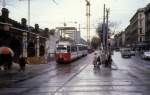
left=0, top=0, right=150, bottom=39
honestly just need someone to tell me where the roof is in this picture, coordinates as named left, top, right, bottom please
left=56, top=27, right=77, bottom=30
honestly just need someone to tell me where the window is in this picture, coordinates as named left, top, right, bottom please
left=67, top=46, right=70, bottom=52
left=57, top=47, right=66, bottom=50
left=140, top=37, right=142, bottom=42
left=139, top=28, right=142, bottom=34
left=71, top=46, right=77, bottom=52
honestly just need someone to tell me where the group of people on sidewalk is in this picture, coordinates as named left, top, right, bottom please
left=0, top=46, right=27, bottom=72
left=93, top=51, right=112, bottom=68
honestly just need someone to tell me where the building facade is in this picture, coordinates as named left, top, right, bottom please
left=0, top=8, right=49, bottom=63
left=129, top=8, right=145, bottom=49
left=145, top=3, right=150, bottom=50
left=114, top=32, right=123, bottom=48
left=122, top=8, right=146, bottom=50
left=56, top=27, right=82, bottom=44
left=125, top=25, right=132, bottom=47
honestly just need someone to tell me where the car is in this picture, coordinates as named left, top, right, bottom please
left=88, top=48, right=94, bottom=53
left=120, top=48, right=131, bottom=58
left=130, top=50, right=135, bottom=56
left=142, top=51, right=150, bottom=60
left=115, top=47, right=120, bottom=51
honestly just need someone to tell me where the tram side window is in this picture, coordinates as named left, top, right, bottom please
left=79, top=46, right=83, bottom=51
left=67, top=46, right=70, bottom=52
left=71, top=46, right=77, bottom=52
left=77, top=45, right=85, bottom=51
left=83, top=46, right=87, bottom=50
left=74, top=46, right=77, bottom=52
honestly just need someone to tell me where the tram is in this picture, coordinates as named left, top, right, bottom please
left=55, top=41, right=88, bottom=63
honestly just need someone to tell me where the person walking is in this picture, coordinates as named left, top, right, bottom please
left=97, top=55, right=101, bottom=67
left=18, top=54, right=27, bottom=71
left=104, top=52, right=112, bottom=68
left=93, top=53, right=98, bottom=67
left=107, top=53, right=112, bottom=68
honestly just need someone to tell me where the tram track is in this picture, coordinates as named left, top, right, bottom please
left=51, top=57, right=90, bottom=95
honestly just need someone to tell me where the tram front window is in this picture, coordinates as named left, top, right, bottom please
left=57, top=47, right=67, bottom=53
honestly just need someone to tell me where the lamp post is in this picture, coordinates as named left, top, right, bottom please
left=85, top=0, right=91, bottom=44
left=28, top=0, right=30, bottom=27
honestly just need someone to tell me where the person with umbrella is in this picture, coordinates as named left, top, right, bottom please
left=0, top=46, right=14, bottom=70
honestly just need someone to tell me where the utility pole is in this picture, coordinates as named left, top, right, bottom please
left=102, top=4, right=110, bottom=51
left=102, top=4, right=106, bottom=48
left=28, top=0, right=30, bottom=26
left=106, top=8, right=110, bottom=50
left=85, top=0, right=90, bottom=44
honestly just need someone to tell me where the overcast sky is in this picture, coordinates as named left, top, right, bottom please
left=0, top=0, right=150, bottom=39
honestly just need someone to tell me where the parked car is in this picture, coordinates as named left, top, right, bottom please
left=142, top=51, right=150, bottom=60
left=115, top=47, right=120, bottom=51
left=120, top=48, right=131, bottom=58
left=88, top=48, right=94, bottom=53
left=130, top=50, right=135, bottom=56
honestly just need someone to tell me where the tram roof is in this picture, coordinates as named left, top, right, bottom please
left=56, top=27, right=77, bottom=30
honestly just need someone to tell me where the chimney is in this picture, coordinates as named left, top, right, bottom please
left=1, top=8, right=9, bottom=18
left=21, top=18, right=27, bottom=27
left=35, top=24, right=39, bottom=30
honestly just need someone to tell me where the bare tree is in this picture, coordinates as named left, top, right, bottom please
left=109, top=21, right=122, bottom=35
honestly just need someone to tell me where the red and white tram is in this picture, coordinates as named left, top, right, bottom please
left=55, top=41, right=88, bottom=63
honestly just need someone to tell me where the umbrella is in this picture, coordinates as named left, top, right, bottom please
left=0, top=47, right=14, bottom=56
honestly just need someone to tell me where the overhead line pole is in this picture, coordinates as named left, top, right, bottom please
left=89, top=2, right=91, bottom=43
left=106, top=8, right=110, bottom=50
left=85, top=0, right=90, bottom=44
left=28, top=0, right=30, bottom=26
left=102, top=4, right=106, bottom=48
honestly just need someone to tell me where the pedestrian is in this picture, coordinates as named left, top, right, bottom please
left=97, top=55, right=101, bottom=67
left=104, top=53, right=109, bottom=67
left=107, top=53, right=112, bottom=68
left=18, top=54, right=27, bottom=71
left=93, top=53, right=97, bottom=67
left=105, top=52, right=112, bottom=68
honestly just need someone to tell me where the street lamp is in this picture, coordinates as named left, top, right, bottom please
left=27, top=0, right=30, bottom=26
left=85, top=0, right=91, bottom=44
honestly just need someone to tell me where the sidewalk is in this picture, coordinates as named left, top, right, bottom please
left=0, top=61, right=54, bottom=88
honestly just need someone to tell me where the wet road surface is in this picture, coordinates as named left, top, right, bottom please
left=1, top=52, right=150, bottom=95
